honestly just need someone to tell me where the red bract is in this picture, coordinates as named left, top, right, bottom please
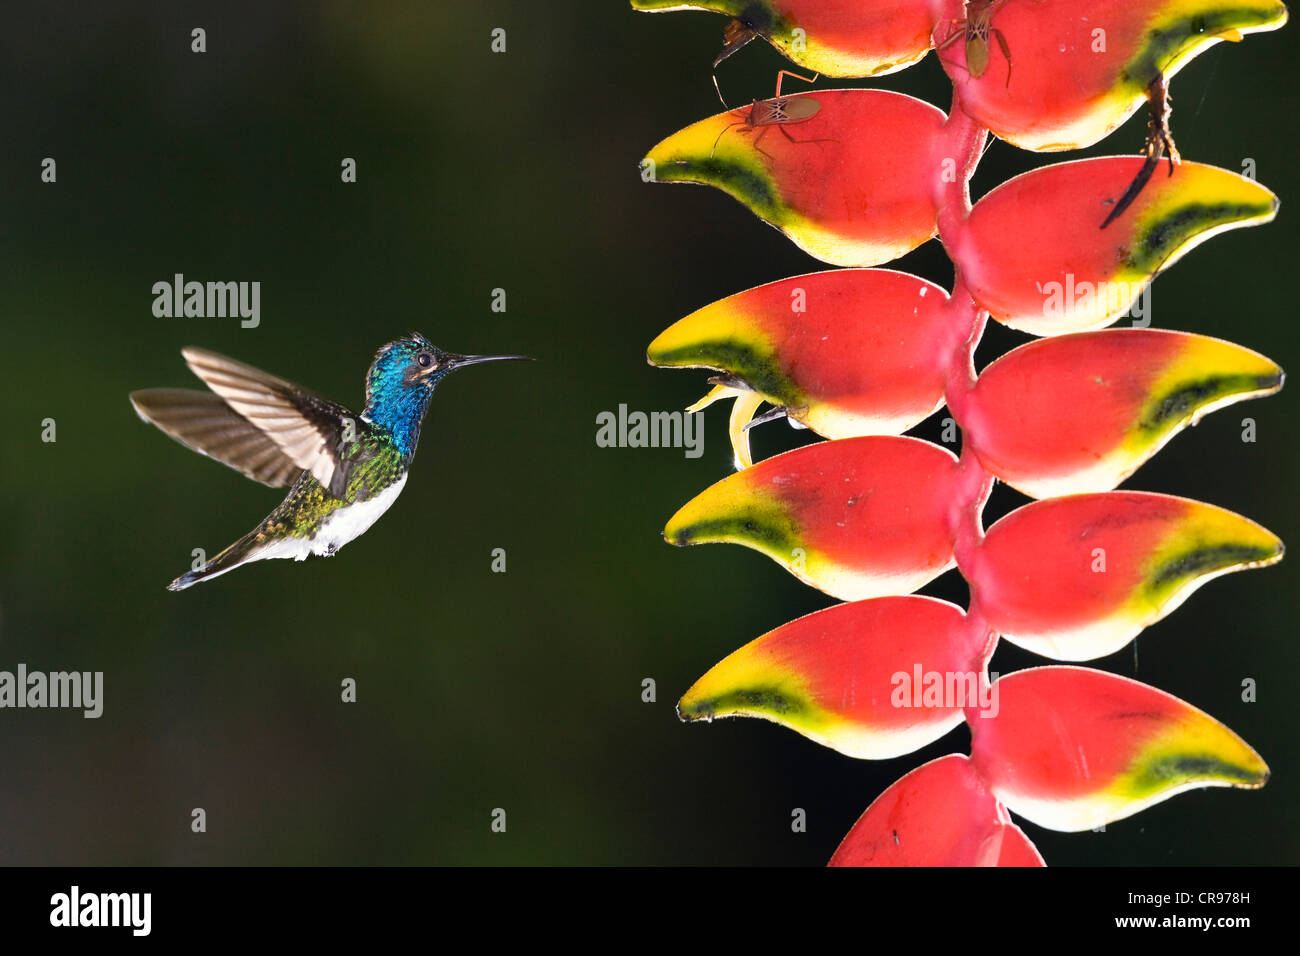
left=957, top=157, right=1277, bottom=334
left=936, top=0, right=1288, bottom=151
left=631, top=0, right=937, bottom=78
left=963, top=329, right=1283, bottom=498
left=642, top=90, right=945, bottom=266
left=967, top=492, right=1282, bottom=661
left=678, top=596, right=993, bottom=758
left=967, top=668, right=1270, bottom=831
left=830, top=755, right=1044, bottom=866
left=664, top=436, right=962, bottom=601
left=647, top=269, right=953, bottom=454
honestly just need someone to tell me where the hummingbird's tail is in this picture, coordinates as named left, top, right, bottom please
left=167, top=530, right=265, bottom=591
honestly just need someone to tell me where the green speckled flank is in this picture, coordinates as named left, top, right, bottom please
left=1120, top=7, right=1284, bottom=90
left=1126, top=201, right=1275, bottom=276
left=680, top=684, right=811, bottom=721
left=1136, top=372, right=1282, bottom=434
left=257, top=435, right=406, bottom=542
left=652, top=338, right=801, bottom=406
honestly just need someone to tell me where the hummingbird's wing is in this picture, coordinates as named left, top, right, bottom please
left=130, top=388, right=304, bottom=487
left=180, top=347, right=356, bottom=498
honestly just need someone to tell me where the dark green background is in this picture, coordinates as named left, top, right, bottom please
left=1, top=1, right=1294, bottom=865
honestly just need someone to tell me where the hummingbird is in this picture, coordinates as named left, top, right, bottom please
left=130, top=333, right=530, bottom=591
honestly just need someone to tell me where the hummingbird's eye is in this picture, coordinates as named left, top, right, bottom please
left=416, top=352, right=433, bottom=369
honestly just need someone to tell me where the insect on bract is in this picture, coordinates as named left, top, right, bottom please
left=936, top=0, right=1014, bottom=87
left=710, top=69, right=835, bottom=159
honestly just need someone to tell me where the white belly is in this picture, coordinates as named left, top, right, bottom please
left=258, top=474, right=408, bottom=563
left=313, top=474, right=408, bottom=555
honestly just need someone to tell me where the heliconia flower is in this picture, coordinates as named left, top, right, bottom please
left=935, top=0, right=1288, bottom=151
left=684, top=383, right=767, bottom=470
left=663, top=436, right=961, bottom=600
left=968, top=667, right=1270, bottom=832
left=642, top=90, right=945, bottom=267
left=963, top=329, right=1283, bottom=499
left=629, top=0, right=937, bottom=78
left=955, top=157, right=1277, bottom=335
left=647, top=269, right=952, bottom=466
left=829, top=754, right=1045, bottom=866
left=677, top=596, right=994, bottom=759
left=967, top=492, right=1283, bottom=661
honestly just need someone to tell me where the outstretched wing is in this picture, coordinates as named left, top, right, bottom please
left=134, top=346, right=358, bottom=497
left=130, top=388, right=305, bottom=488
left=180, top=347, right=357, bottom=497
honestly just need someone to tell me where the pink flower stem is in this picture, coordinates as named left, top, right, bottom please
left=933, top=86, right=999, bottom=662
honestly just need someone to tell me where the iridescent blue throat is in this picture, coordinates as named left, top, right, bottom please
left=362, top=347, right=444, bottom=458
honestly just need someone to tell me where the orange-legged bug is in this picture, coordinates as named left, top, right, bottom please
left=709, top=69, right=838, bottom=159
left=936, top=0, right=1014, bottom=88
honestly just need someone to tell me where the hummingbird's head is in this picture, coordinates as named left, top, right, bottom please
left=363, top=333, right=531, bottom=453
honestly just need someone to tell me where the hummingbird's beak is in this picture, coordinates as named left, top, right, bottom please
left=444, top=353, right=534, bottom=371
